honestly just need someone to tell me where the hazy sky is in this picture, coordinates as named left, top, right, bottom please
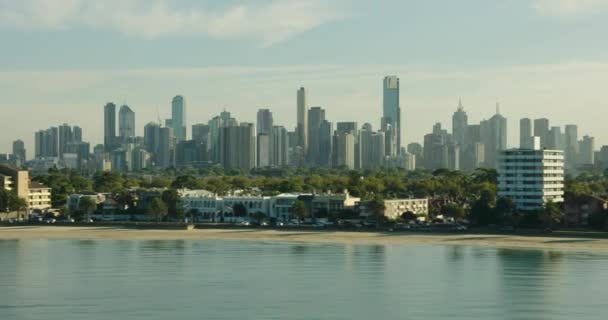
left=1, top=0, right=608, bottom=155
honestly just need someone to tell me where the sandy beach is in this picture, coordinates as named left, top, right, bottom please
left=1, top=226, right=608, bottom=252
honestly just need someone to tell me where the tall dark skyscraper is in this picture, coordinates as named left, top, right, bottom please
left=171, top=95, right=186, bottom=142
left=382, top=76, right=401, bottom=155
left=12, top=140, right=26, bottom=162
left=296, top=87, right=308, bottom=155
left=307, top=106, right=326, bottom=165
left=104, top=102, right=116, bottom=152
left=520, top=118, right=532, bottom=148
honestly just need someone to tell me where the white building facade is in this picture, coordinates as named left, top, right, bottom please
left=498, top=142, right=565, bottom=211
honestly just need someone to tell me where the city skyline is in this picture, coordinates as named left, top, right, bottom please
left=2, top=0, right=608, bottom=153
left=1, top=73, right=605, bottom=156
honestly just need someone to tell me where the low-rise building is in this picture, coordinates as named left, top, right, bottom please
left=178, top=189, right=360, bottom=222
left=28, top=181, right=52, bottom=212
left=358, top=198, right=429, bottom=220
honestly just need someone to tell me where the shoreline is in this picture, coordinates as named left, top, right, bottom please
left=1, top=226, right=608, bottom=252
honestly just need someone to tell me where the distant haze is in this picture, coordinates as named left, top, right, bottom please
left=1, top=0, right=608, bottom=153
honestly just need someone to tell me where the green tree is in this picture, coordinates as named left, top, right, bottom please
left=161, top=189, right=184, bottom=219
left=495, top=197, right=517, bottom=225
left=93, top=171, right=125, bottom=192
left=541, top=200, right=562, bottom=229
left=78, top=196, right=97, bottom=221
left=441, top=203, right=466, bottom=220
left=368, top=196, right=386, bottom=228
left=292, top=201, right=308, bottom=224
left=147, top=197, right=168, bottom=223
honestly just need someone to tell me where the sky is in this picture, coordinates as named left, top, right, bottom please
left=1, top=0, right=608, bottom=155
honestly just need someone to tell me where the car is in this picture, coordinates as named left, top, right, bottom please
left=60, top=218, right=76, bottom=224
left=45, top=218, right=56, bottom=224
left=239, top=221, right=251, bottom=226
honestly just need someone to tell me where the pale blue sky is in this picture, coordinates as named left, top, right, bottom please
left=1, top=0, right=608, bottom=154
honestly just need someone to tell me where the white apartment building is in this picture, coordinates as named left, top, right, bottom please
left=179, top=190, right=360, bottom=222
left=27, top=182, right=52, bottom=212
left=498, top=138, right=565, bottom=211
left=382, top=199, right=429, bottom=220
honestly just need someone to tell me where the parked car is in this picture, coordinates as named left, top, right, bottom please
left=45, top=218, right=56, bottom=224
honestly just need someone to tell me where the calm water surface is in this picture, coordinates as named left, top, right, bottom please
left=1, top=239, right=607, bottom=320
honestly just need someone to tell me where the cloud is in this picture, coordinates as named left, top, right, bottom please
left=530, top=0, right=608, bottom=17
left=0, top=0, right=348, bottom=46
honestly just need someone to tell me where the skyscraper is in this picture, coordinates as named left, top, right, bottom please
left=192, top=124, right=210, bottom=144
left=564, top=124, right=579, bottom=170
left=452, top=99, right=468, bottom=147
left=297, top=87, right=308, bottom=155
left=119, top=105, right=135, bottom=139
left=12, top=140, right=26, bottom=162
left=171, top=95, right=186, bottom=142
left=579, top=135, right=595, bottom=166
left=220, top=123, right=256, bottom=172
left=256, top=109, right=274, bottom=135
left=144, top=122, right=161, bottom=163
left=519, top=118, right=532, bottom=148
left=534, top=118, right=550, bottom=148
left=270, top=126, right=289, bottom=167
left=383, top=76, right=401, bottom=154
left=104, top=103, right=116, bottom=152
left=307, top=106, right=325, bottom=166
left=481, top=106, right=508, bottom=169
left=157, top=127, right=175, bottom=169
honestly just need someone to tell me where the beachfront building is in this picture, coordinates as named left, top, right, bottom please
left=27, top=182, right=52, bottom=213
left=178, top=189, right=360, bottom=222
left=1, top=164, right=52, bottom=213
left=498, top=137, right=565, bottom=211
left=358, top=198, right=429, bottom=220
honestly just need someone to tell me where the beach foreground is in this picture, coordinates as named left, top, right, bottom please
left=1, top=226, right=608, bottom=252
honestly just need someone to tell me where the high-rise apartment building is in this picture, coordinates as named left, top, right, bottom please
left=220, top=123, right=256, bottom=172
left=498, top=138, right=564, bottom=211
